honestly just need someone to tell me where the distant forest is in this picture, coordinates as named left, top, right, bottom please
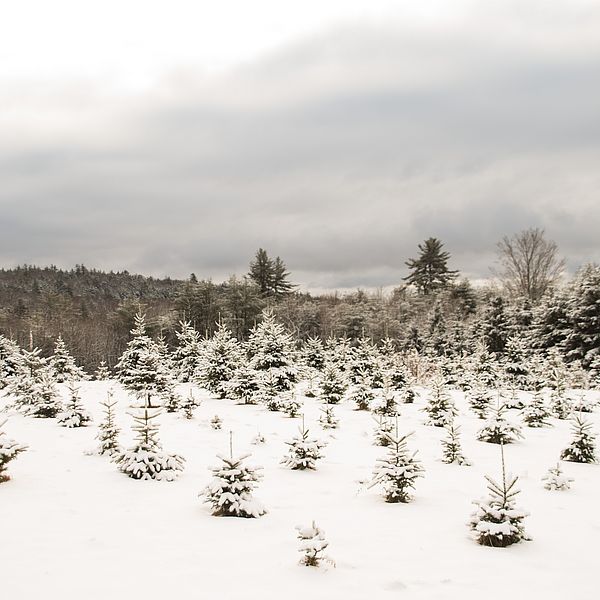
left=0, top=230, right=598, bottom=375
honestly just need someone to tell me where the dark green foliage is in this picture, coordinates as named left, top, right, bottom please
left=404, top=238, right=458, bottom=295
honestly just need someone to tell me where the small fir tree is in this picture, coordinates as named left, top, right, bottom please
left=57, top=382, right=92, bottom=428
left=280, top=393, right=302, bottom=418
left=302, top=337, right=326, bottom=371
left=281, top=418, right=327, bottom=470
left=468, top=387, right=493, bottom=419
left=369, top=423, right=424, bottom=503
left=373, top=415, right=394, bottom=446
left=0, top=419, right=27, bottom=483
left=477, top=404, right=524, bottom=445
left=114, top=396, right=185, bottom=481
left=202, top=432, right=266, bottom=518
left=296, top=521, right=334, bottom=567
left=211, top=415, right=223, bottom=430
left=422, top=378, right=457, bottom=427
left=469, top=445, right=529, bottom=547
left=172, top=320, right=203, bottom=383
left=94, top=360, right=111, bottom=381
left=180, top=389, right=197, bottom=419
left=96, top=390, right=120, bottom=457
left=49, top=335, right=87, bottom=382
left=521, top=390, right=552, bottom=428
left=441, top=423, right=471, bottom=466
left=318, top=362, right=347, bottom=405
left=550, top=389, right=573, bottom=420
left=0, top=335, right=22, bottom=389
left=560, top=415, right=597, bottom=463
left=31, top=370, right=62, bottom=418
left=226, top=365, right=259, bottom=404
left=349, top=371, right=374, bottom=411
left=318, top=404, right=339, bottom=429
left=542, top=463, right=574, bottom=491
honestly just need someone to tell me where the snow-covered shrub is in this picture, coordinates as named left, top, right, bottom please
left=542, top=463, right=573, bottom=491
left=202, top=452, right=266, bottom=518
left=477, top=404, right=523, bottom=445
left=441, top=424, right=471, bottom=466
left=560, top=416, right=597, bottom=463
left=57, top=383, right=92, bottom=428
left=281, top=422, right=326, bottom=470
left=296, top=521, right=334, bottom=567
left=0, top=419, right=27, bottom=483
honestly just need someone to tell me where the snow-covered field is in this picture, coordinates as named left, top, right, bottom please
left=1, top=382, right=598, bottom=600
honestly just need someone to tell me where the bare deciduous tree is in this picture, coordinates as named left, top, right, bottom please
left=496, top=228, right=565, bottom=302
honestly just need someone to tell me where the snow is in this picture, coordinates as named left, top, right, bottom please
left=1, top=382, right=598, bottom=599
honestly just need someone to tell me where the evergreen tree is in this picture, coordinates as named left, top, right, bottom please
left=226, top=365, right=260, bottom=404
left=248, top=248, right=274, bottom=296
left=441, top=424, right=471, bottom=466
left=198, top=322, right=242, bottom=398
left=349, top=337, right=383, bottom=386
left=564, top=264, right=600, bottom=367
left=560, top=416, right=597, bottom=463
left=373, top=415, right=394, bottom=446
left=280, top=392, right=302, bottom=418
left=114, top=397, right=185, bottom=481
left=296, top=521, right=334, bottom=567
left=202, top=436, right=266, bottom=518
left=480, top=296, right=511, bottom=354
left=272, top=256, right=294, bottom=297
left=57, top=382, right=92, bottom=428
left=468, top=387, right=493, bottom=419
left=302, top=337, right=326, bottom=371
left=96, top=390, right=120, bottom=457
left=281, top=419, right=326, bottom=470
left=371, top=376, right=398, bottom=417
left=521, top=390, right=552, bottom=428
left=477, top=404, right=523, bottom=444
left=542, top=463, right=573, bottom=491
left=172, top=320, right=203, bottom=383
left=469, top=445, right=529, bottom=547
left=7, top=348, right=48, bottom=414
left=115, top=312, right=173, bottom=403
left=503, top=335, right=530, bottom=390
left=422, top=378, right=457, bottom=427
left=0, top=419, right=27, bottom=483
left=318, top=403, right=339, bottom=429
left=30, top=370, right=62, bottom=418
left=180, top=389, right=198, bottom=419
left=49, top=335, right=87, bottom=382
left=369, top=426, right=424, bottom=503
left=94, top=360, right=112, bottom=381
left=404, top=237, right=458, bottom=294
left=318, top=362, right=347, bottom=405
left=0, top=335, right=22, bottom=389
left=247, top=310, right=297, bottom=391
left=349, top=373, right=374, bottom=411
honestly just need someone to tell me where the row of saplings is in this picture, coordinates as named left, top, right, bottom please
left=2, top=376, right=597, bottom=560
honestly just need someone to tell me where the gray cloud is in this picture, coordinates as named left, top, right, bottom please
left=1, top=3, right=600, bottom=291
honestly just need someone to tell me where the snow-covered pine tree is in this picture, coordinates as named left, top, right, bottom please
left=0, top=335, right=22, bottom=389
left=180, top=389, right=197, bottom=419
left=521, top=390, right=552, bottom=428
left=468, top=387, right=493, bottom=419
left=0, top=419, right=27, bottom=483
left=280, top=392, right=302, bottom=418
left=202, top=432, right=266, bottom=518
left=441, top=423, right=471, bottom=466
left=371, top=375, right=398, bottom=417
left=281, top=418, right=327, bottom=470
left=96, top=390, right=120, bottom=457
left=115, top=312, right=174, bottom=405
left=225, top=365, right=259, bottom=404
left=503, top=335, right=531, bottom=390
left=318, top=403, right=339, bottom=429
left=402, top=385, right=417, bottom=404
left=302, top=337, right=326, bottom=371
left=349, top=373, right=374, bottom=411
left=422, top=378, right=457, bottom=427
left=247, top=309, right=297, bottom=391
left=572, top=390, right=596, bottom=413
left=30, top=370, right=62, bottom=418
left=469, top=444, right=529, bottom=547
left=49, top=335, right=87, bottom=382
left=114, top=398, right=185, bottom=481
left=7, top=348, right=47, bottom=414
left=504, top=386, right=525, bottom=410
left=325, top=336, right=352, bottom=373
left=296, top=521, right=334, bottom=567
left=550, top=388, right=573, bottom=420
left=94, top=360, right=111, bottom=381
left=349, top=337, right=383, bottom=386
left=211, top=415, right=223, bottom=430
left=542, top=463, right=573, bottom=491
left=369, top=423, right=424, bottom=503
left=172, top=320, right=203, bottom=383
left=477, top=403, right=524, bottom=444
left=256, top=369, right=283, bottom=411
left=470, top=339, right=499, bottom=388
left=198, top=322, right=242, bottom=398
left=318, top=361, right=347, bottom=405
left=373, top=415, right=394, bottom=446
left=560, top=415, right=597, bottom=463
left=57, top=382, right=92, bottom=428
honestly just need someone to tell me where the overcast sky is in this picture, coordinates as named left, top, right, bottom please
left=1, top=0, right=599, bottom=292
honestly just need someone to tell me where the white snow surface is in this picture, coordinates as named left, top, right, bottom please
left=1, top=382, right=598, bottom=600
